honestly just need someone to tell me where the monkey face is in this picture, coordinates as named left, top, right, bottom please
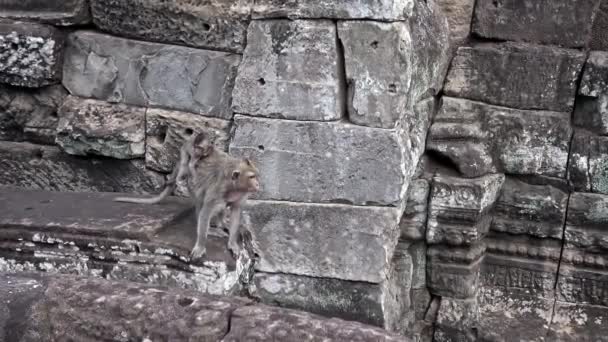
left=231, top=159, right=260, bottom=193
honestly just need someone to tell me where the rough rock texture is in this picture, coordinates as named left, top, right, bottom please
left=55, top=96, right=145, bottom=159
left=0, top=20, right=64, bottom=87
left=575, top=51, right=608, bottom=135
left=232, top=20, right=344, bottom=121
left=337, top=1, right=449, bottom=129
left=0, top=187, right=251, bottom=295
left=568, top=131, right=608, bottom=194
left=243, top=200, right=401, bottom=283
left=0, top=141, right=163, bottom=194
left=0, top=0, right=90, bottom=26
left=0, top=273, right=408, bottom=341
left=472, top=0, right=601, bottom=48
left=63, top=31, right=240, bottom=119
left=145, top=108, right=231, bottom=173
left=230, top=115, right=408, bottom=206
left=251, top=0, right=414, bottom=20
left=0, top=84, right=67, bottom=144
left=433, top=296, right=479, bottom=341
left=426, top=174, right=504, bottom=246
left=90, top=0, right=252, bottom=53
left=427, top=97, right=573, bottom=178
left=559, top=192, right=608, bottom=306
left=427, top=242, right=485, bottom=299
left=444, top=43, right=586, bottom=112
left=590, top=0, right=608, bottom=51
left=436, top=0, right=475, bottom=43
left=548, top=302, right=608, bottom=341
left=399, top=179, right=430, bottom=241
left=491, top=178, right=568, bottom=239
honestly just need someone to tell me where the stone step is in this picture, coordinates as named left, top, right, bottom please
left=0, top=186, right=251, bottom=296
left=0, top=272, right=408, bottom=341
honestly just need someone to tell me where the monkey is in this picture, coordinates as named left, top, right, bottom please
left=114, top=132, right=260, bottom=260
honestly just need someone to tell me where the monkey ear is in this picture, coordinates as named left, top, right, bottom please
left=232, top=170, right=240, bottom=179
left=244, top=158, right=253, bottom=166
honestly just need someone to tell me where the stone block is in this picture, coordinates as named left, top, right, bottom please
left=63, top=31, right=240, bottom=119
left=491, top=178, right=568, bottom=239
left=338, top=21, right=412, bottom=128
left=232, top=20, right=343, bottom=121
left=230, top=116, right=409, bottom=206
left=90, top=0, right=251, bottom=53
left=427, top=243, right=485, bottom=298
left=580, top=51, right=608, bottom=97
left=433, top=297, right=479, bottom=342
left=426, top=174, right=504, bottom=246
left=575, top=52, right=608, bottom=135
left=145, top=108, right=231, bottom=173
left=252, top=272, right=393, bottom=328
left=548, top=302, right=608, bottom=341
left=55, top=96, right=145, bottom=159
left=477, top=287, right=554, bottom=342
left=251, top=0, right=413, bottom=20
left=399, top=179, right=430, bottom=241
left=337, top=2, right=450, bottom=129
left=427, top=97, right=573, bottom=178
left=224, top=304, right=408, bottom=342
left=0, top=0, right=90, bottom=25
left=590, top=0, right=608, bottom=51
left=436, top=0, right=476, bottom=43
left=568, top=132, right=608, bottom=194
left=243, top=200, right=401, bottom=283
left=0, top=141, right=163, bottom=194
left=558, top=192, right=608, bottom=306
left=472, top=0, right=601, bottom=48
left=483, top=234, right=562, bottom=296
left=0, top=84, right=67, bottom=144
left=444, top=43, right=585, bottom=112
left=0, top=20, right=64, bottom=87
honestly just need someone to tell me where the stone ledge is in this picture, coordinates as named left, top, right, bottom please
left=0, top=272, right=408, bottom=341
left=0, top=186, right=251, bottom=296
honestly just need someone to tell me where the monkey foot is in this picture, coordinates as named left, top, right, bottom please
left=190, top=244, right=207, bottom=260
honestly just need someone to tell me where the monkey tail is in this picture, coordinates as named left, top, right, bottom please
left=113, top=181, right=175, bottom=204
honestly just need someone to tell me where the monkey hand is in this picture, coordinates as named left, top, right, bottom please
left=190, top=243, right=207, bottom=260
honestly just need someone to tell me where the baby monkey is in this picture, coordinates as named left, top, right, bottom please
left=114, top=132, right=260, bottom=259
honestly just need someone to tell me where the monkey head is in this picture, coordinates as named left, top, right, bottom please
left=231, top=158, right=260, bottom=193
left=191, top=132, right=214, bottom=159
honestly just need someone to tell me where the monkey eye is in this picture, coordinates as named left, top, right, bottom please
left=248, top=175, right=256, bottom=179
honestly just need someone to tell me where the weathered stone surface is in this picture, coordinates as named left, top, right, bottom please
left=444, top=43, right=585, bottom=112
left=337, top=1, right=450, bottom=129
left=548, top=302, right=608, bottom=341
left=251, top=0, right=414, bottom=20
left=427, top=97, right=573, bottom=178
left=477, top=287, right=554, bottom=342
left=483, top=234, right=562, bottom=296
left=590, top=0, right=608, bottom=51
left=400, top=179, right=430, bottom=241
left=0, top=141, right=163, bottom=194
left=243, top=200, right=401, bottom=283
left=575, top=52, right=608, bottom=135
left=90, top=0, right=251, bottom=53
left=472, top=0, right=601, bottom=48
left=145, top=108, right=231, bottom=173
left=0, top=20, right=64, bottom=87
left=230, top=116, right=408, bottom=206
left=0, top=187, right=252, bottom=295
left=252, top=272, right=392, bottom=328
left=0, top=0, right=90, bottom=25
left=225, top=304, right=409, bottom=342
left=427, top=174, right=504, bottom=246
left=491, top=178, right=568, bottom=239
left=558, top=192, right=608, bottom=306
left=436, top=0, right=475, bottom=43
left=63, top=31, right=240, bottom=119
left=338, top=21, right=412, bottom=128
left=427, top=243, right=485, bottom=298
left=408, top=242, right=427, bottom=289
left=55, top=96, right=145, bottom=159
left=0, top=84, right=67, bottom=144
left=232, top=20, right=343, bottom=121
left=568, top=132, right=608, bottom=194
left=433, top=297, right=479, bottom=342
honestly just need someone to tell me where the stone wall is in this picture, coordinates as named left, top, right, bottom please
left=1, top=0, right=607, bottom=341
